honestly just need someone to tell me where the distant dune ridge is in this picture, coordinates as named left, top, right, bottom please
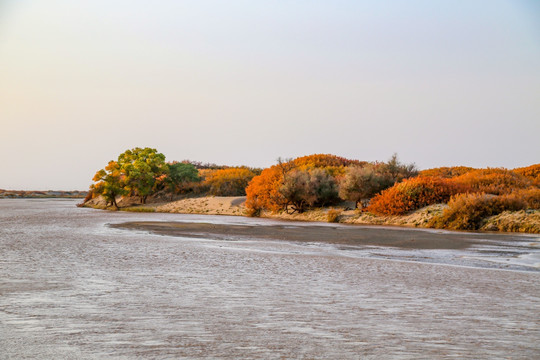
left=0, top=189, right=87, bottom=198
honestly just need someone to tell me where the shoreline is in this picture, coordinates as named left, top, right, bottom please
left=0, top=190, right=87, bottom=199
left=82, top=195, right=540, bottom=234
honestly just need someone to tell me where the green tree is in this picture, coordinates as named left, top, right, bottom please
left=166, top=162, right=200, bottom=198
left=117, top=147, right=168, bottom=204
left=91, top=161, right=126, bottom=209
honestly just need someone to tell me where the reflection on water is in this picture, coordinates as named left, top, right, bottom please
left=0, top=199, right=539, bottom=359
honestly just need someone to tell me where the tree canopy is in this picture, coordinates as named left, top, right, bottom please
left=117, top=147, right=169, bottom=203
left=91, top=160, right=126, bottom=209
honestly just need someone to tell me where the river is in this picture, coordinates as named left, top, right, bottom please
left=0, top=199, right=539, bottom=359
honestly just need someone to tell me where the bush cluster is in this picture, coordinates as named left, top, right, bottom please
left=367, top=177, right=465, bottom=216
left=204, top=168, right=257, bottom=196
left=419, top=166, right=475, bottom=178
left=428, top=191, right=539, bottom=231
left=90, top=148, right=539, bottom=232
left=513, top=164, right=540, bottom=186
left=452, top=168, right=532, bottom=195
left=246, top=154, right=417, bottom=214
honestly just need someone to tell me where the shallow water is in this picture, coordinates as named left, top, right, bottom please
left=0, top=199, right=539, bottom=359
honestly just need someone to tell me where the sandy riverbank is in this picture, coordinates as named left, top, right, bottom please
left=84, top=195, right=540, bottom=233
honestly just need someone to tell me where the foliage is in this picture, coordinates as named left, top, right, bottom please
left=291, top=154, right=365, bottom=169
left=117, top=147, right=169, bottom=204
left=245, top=166, right=285, bottom=213
left=165, top=162, right=200, bottom=196
left=419, top=166, right=476, bottom=178
left=91, top=160, right=127, bottom=209
left=428, top=192, right=530, bottom=231
left=246, top=154, right=355, bottom=214
left=453, top=168, right=532, bottom=195
left=288, top=154, right=368, bottom=178
left=279, top=168, right=339, bottom=213
left=338, top=165, right=391, bottom=209
left=180, top=160, right=229, bottom=170
left=244, top=200, right=262, bottom=217
left=326, top=208, right=342, bottom=223
left=204, top=167, right=257, bottom=196
left=513, top=164, right=540, bottom=185
left=511, top=188, right=540, bottom=209
left=246, top=153, right=416, bottom=214
left=82, top=189, right=94, bottom=203
left=278, top=170, right=310, bottom=212
left=367, top=177, right=466, bottom=216
left=480, top=210, right=540, bottom=234
left=382, top=153, right=418, bottom=183
left=305, top=168, right=340, bottom=207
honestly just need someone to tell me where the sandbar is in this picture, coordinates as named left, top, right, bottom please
left=107, top=221, right=537, bottom=250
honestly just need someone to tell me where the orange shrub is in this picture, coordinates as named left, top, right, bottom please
left=245, top=166, right=285, bottom=213
left=246, top=153, right=419, bottom=215
left=246, top=154, right=366, bottom=214
left=513, top=164, right=540, bottom=185
left=453, top=168, right=532, bottom=195
left=510, top=188, right=540, bottom=209
left=291, top=154, right=367, bottom=178
left=204, top=167, right=256, bottom=196
left=292, top=154, right=365, bottom=169
left=419, top=166, right=475, bottom=178
left=428, top=192, right=529, bottom=231
left=367, top=177, right=466, bottom=216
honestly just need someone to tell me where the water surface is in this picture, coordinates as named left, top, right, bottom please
left=0, top=199, right=538, bottom=359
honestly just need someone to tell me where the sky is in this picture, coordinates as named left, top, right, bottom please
left=0, top=0, right=539, bottom=190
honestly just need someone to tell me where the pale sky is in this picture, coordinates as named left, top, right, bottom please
left=1, top=0, right=539, bottom=190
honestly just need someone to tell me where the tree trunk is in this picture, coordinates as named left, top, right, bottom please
left=112, top=196, right=119, bottom=210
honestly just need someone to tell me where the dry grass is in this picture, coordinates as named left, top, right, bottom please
left=326, top=208, right=342, bottom=223
left=480, top=210, right=540, bottom=233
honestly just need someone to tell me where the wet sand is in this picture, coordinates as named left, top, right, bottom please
left=109, top=221, right=529, bottom=250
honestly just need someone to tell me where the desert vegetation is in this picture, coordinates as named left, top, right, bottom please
left=245, top=154, right=417, bottom=214
left=85, top=147, right=539, bottom=233
left=88, top=147, right=259, bottom=209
